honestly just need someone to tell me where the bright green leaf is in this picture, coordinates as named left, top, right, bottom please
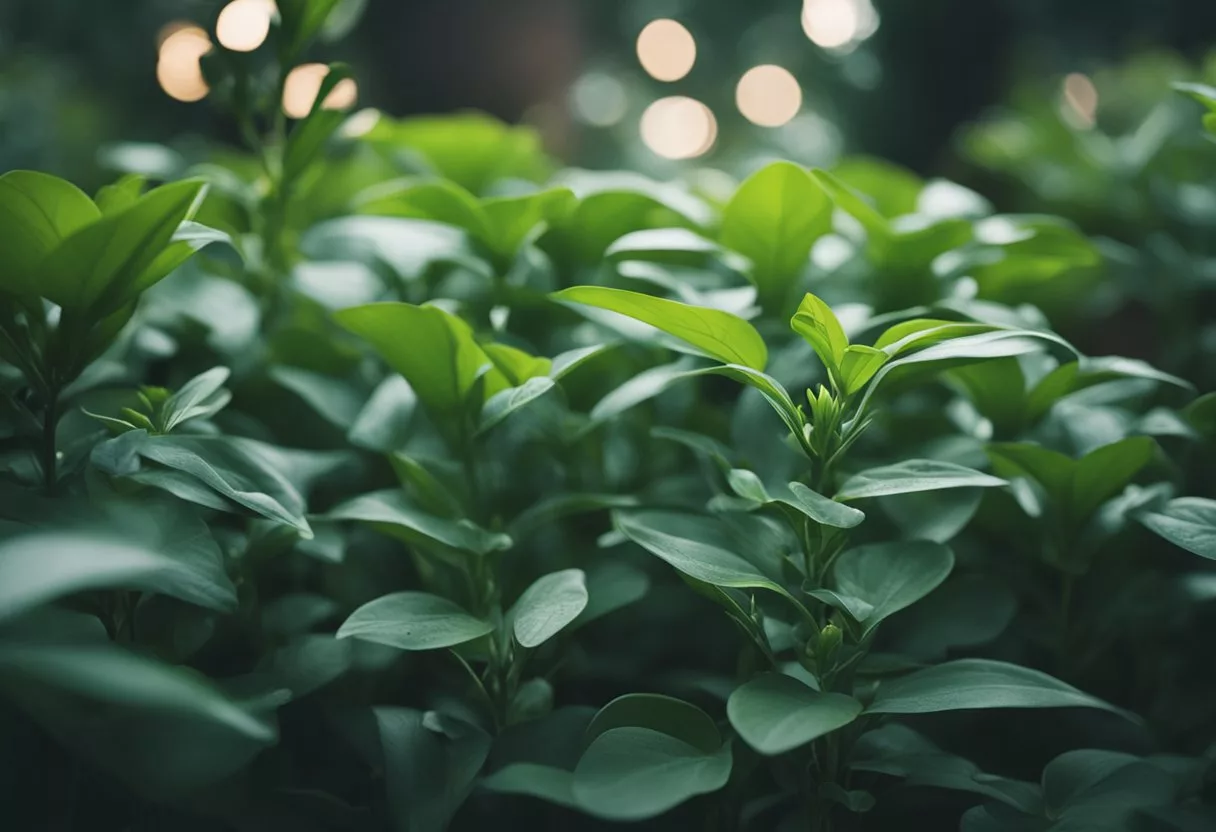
left=553, top=286, right=768, bottom=370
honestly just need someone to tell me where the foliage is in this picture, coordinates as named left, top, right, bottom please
left=1, top=6, right=1214, bottom=831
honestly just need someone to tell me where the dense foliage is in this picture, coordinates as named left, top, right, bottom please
left=2, top=6, right=1216, bottom=830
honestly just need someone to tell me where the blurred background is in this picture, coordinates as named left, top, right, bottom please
left=1, top=0, right=1215, bottom=192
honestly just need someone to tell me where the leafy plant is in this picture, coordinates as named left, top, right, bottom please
left=1, top=5, right=1214, bottom=831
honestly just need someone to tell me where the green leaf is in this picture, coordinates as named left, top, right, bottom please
left=874, top=319, right=998, bottom=356
left=93, top=174, right=146, bottom=215
left=510, top=569, right=589, bottom=648
left=0, top=520, right=235, bottom=623
left=889, top=574, right=1017, bottom=661
left=791, top=292, right=849, bottom=372
left=479, top=376, right=556, bottom=434
left=831, top=541, right=954, bottom=634
left=282, top=63, right=355, bottom=183
left=269, top=365, right=364, bottom=429
left=358, top=178, right=492, bottom=240
left=276, top=0, right=344, bottom=56
left=553, top=286, right=768, bottom=370
left=585, top=693, right=721, bottom=753
left=683, top=364, right=806, bottom=444
left=374, top=708, right=492, bottom=832
left=91, top=432, right=313, bottom=536
left=159, top=366, right=232, bottom=433
left=855, top=329, right=1076, bottom=417
left=1135, top=498, right=1216, bottom=560
left=335, top=302, right=501, bottom=444
left=326, top=488, right=511, bottom=556
left=480, top=187, right=577, bottom=258
left=362, top=111, right=550, bottom=192
left=812, top=168, right=891, bottom=242
left=727, top=472, right=866, bottom=529
left=336, top=591, right=494, bottom=650
left=852, top=724, right=1042, bottom=813
left=614, top=510, right=793, bottom=600
left=1026, top=356, right=1192, bottom=423
left=572, top=727, right=731, bottom=821
left=988, top=437, right=1155, bottom=528
left=0, top=612, right=275, bottom=744
left=867, top=658, right=1135, bottom=720
left=839, top=345, right=888, bottom=395
left=1175, top=82, right=1216, bottom=113
left=727, top=673, right=862, bottom=755
left=480, top=763, right=579, bottom=809
left=0, top=170, right=100, bottom=295
left=605, top=227, right=743, bottom=270
left=300, top=216, right=481, bottom=281
left=719, top=162, right=831, bottom=311
left=41, top=178, right=205, bottom=315
left=836, top=459, right=1006, bottom=501
left=576, top=561, right=651, bottom=625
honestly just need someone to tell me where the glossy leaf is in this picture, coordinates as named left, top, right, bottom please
left=553, top=286, right=768, bottom=370
left=720, top=162, right=831, bottom=310
left=836, top=459, right=1006, bottom=501
left=832, top=541, right=955, bottom=634
left=510, top=569, right=589, bottom=648
left=614, top=511, right=793, bottom=599
left=336, top=592, right=493, bottom=650
left=727, top=673, right=862, bottom=755
left=1135, top=498, right=1216, bottom=560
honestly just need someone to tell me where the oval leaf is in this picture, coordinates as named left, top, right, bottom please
left=727, top=673, right=862, bottom=755
left=510, top=569, right=589, bottom=648
left=572, top=727, right=731, bottom=821
left=832, top=541, right=955, bottom=634
left=336, top=591, right=493, bottom=651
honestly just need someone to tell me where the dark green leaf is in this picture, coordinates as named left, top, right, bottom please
left=727, top=673, right=862, bottom=755
left=837, top=460, right=1006, bottom=501
left=510, top=569, right=588, bottom=648
left=337, top=592, right=493, bottom=650
left=867, top=659, right=1134, bottom=720
left=572, top=728, right=731, bottom=820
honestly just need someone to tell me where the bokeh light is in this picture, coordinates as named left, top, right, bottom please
left=216, top=0, right=274, bottom=53
left=640, top=96, right=717, bottom=160
left=636, top=19, right=697, bottom=82
left=340, top=108, right=382, bottom=139
left=157, top=24, right=212, bottom=103
left=1061, top=72, right=1099, bottom=129
left=737, top=65, right=803, bottom=127
left=801, top=0, right=880, bottom=52
left=283, top=64, right=358, bottom=119
left=570, top=72, right=629, bottom=127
